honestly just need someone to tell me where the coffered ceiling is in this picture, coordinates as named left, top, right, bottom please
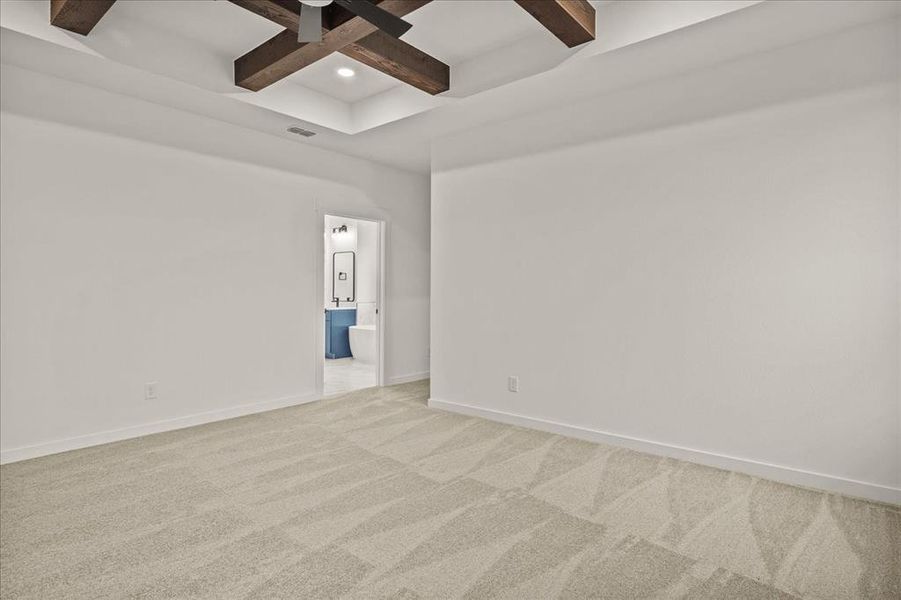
left=2, top=1, right=896, bottom=172
left=8, top=0, right=606, bottom=134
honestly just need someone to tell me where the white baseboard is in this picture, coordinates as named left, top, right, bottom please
left=0, top=392, right=319, bottom=465
left=387, top=371, right=430, bottom=385
left=428, top=397, right=900, bottom=506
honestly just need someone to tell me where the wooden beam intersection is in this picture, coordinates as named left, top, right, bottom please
left=231, top=0, right=448, bottom=95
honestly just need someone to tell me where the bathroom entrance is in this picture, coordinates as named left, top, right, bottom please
left=321, top=214, right=383, bottom=396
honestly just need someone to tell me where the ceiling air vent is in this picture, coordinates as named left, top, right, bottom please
left=287, top=126, right=316, bottom=137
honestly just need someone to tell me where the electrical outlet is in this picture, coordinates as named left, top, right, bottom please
left=145, top=382, right=158, bottom=400
left=508, top=376, right=519, bottom=393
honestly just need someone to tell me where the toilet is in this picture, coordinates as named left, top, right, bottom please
left=348, top=325, right=377, bottom=364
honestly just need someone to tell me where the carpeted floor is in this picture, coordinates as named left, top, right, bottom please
left=1, top=380, right=898, bottom=599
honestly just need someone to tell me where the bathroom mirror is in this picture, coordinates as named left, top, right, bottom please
left=332, top=251, right=355, bottom=302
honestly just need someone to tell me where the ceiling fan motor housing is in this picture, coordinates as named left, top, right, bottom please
left=298, top=0, right=414, bottom=44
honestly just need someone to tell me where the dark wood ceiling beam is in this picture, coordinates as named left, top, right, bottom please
left=232, top=0, right=448, bottom=95
left=235, top=28, right=304, bottom=92
left=514, top=0, right=595, bottom=47
left=50, top=0, right=117, bottom=35
left=342, top=29, right=449, bottom=95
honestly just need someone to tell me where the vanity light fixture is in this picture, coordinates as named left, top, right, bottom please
left=332, top=224, right=348, bottom=234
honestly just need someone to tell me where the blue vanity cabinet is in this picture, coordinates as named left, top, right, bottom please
left=325, top=308, right=356, bottom=359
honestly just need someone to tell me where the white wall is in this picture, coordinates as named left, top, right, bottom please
left=356, top=219, right=378, bottom=305
left=430, top=20, right=900, bottom=502
left=0, top=66, right=430, bottom=461
left=324, top=215, right=358, bottom=308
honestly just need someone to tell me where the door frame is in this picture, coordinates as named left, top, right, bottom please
left=316, top=211, right=386, bottom=398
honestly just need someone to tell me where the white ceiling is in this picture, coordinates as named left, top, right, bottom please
left=1, top=0, right=897, bottom=173
left=288, top=52, right=401, bottom=104
left=114, top=0, right=281, bottom=55
left=402, top=0, right=543, bottom=65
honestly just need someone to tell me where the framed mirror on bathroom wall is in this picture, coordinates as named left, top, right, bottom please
left=332, top=251, right=355, bottom=303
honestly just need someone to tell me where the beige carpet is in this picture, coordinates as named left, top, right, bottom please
left=1, top=380, right=898, bottom=599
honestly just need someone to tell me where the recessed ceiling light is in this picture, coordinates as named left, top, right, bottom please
left=336, top=67, right=356, bottom=78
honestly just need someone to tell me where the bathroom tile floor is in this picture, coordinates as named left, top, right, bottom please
left=324, top=357, right=377, bottom=395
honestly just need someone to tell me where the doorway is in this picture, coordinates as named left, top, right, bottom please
left=320, top=214, right=384, bottom=396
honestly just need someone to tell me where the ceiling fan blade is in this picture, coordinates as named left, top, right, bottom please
left=298, top=3, right=322, bottom=43
left=332, top=0, right=412, bottom=39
